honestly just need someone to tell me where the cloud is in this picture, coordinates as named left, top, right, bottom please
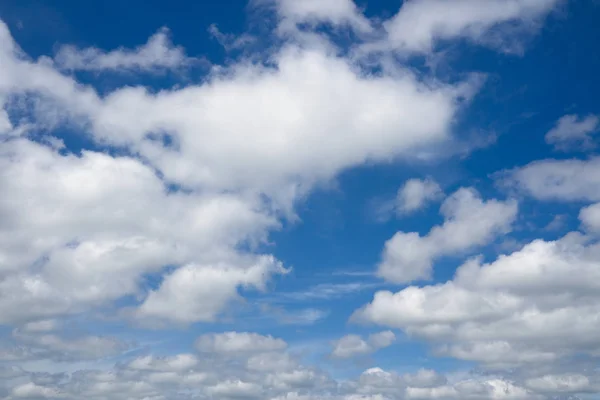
left=196, top=332, right=287, bottom=355
left=9, top=382, right=66, bottom=399
left=208, top=24, right=256, bottom=51
left=355, top=231, right=600, bottom=370
left=0, top=139, right=279, bottom=324
left=525, top=374, right=596, bottom=394
left=0, top=4, right=483, bottom=328
left=273, top=0, right=373, bottom=34
left=9, top=330, right=127, bottom=362
left=0, top=330, right=556, bottom=400
left=380, top=0, right=561, bottom=54
left=53, top=27, right=194, bottom=72
left=396, top=178, right=443, bottom=215
left=580, top=202, right=600, bottom=232
left=501, top=157, right=600, bottom=201
left=127, top=354, right=199, bottom=372
left=378, top=188, right=518, bottom=283
left=0, top=1, right=583, bottom=398
left=136, top=256, right=288, bottom=325
left=331, top=331, right=396, bottom=359
left=279, top=282, right=381, bottom=301
left=545, top=114, right=600, bottom=151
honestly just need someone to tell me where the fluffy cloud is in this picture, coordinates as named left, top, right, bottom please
left=396, top=178, right=443, bottom=215
left=501, top=157, right=600, bottom=201
left=331, top=331, right=396, bottom=358
left=378, top=188, right=518, bottom=283
left=356, top=232, right=600, bottom=370
left=545, top=114, right=600, bottom=151
left=136, top=256, right=287, bottom=325
left=580, top=202, right=600, bottom=232
left=0, top=138, right=280, bottom=324
left=0, top=0, right=484, bottom=328
left=196, top=332, right=288, bottom=355
left=0, top=0, right=582, bottom=398
left=381, top=0, right=561, bottom=54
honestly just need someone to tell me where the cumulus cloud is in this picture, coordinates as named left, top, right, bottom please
left=0, top=0, right=486, bottom=328
left=545, top=114, right=600, bottom=151
left=136, top=256, right=288, bottom=325
left=580, top=202, right=600, bottom=233
left=396, top=178, right=443, bottom=215
left=331, top=331, right=396, bottom=359
left=0, top=138, right=279, bottom=324
left=0, top=0, right=581, bottom=398
left=501, top=157, right=600, bottom=201
left=356, top=232, right=600, bottom=370
left=378, top=188, right=518, bottom=283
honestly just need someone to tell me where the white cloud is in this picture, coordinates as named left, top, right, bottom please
left=356, top=232, right=600, bottom=369
left=0, top=332, right=561, bottom=400
left=128, top=354, right=199, bottom=372
left=502, top=157, right=600, bottom=201
left=331, top=331, right=396, bottom=358
left=580, top=202, right=600, bottom=232
left=0, top=7, right=483, bottom=328
left=280, top=282, right=381, bottom=301
left=0, top=2, right=584, bottom=398
left=20, top=320, right=58, bottom=334
left=53, top=27, right=193, bottom=72
left=136, top=256, right=287, bottom=325
left=525, top=374, right=595, bottom=394
left=405, top=379, right=541, bottom=399
left=9, top=382, right=66, bottom=399
left=273, top=0, right=373, bottom=34
left=196, top=332, right=287, bottom=355
left=0, top=19, right=477, bottom=199
left=206, top=379, right=263, bottom=399
left=545, top=114, right=600, bottom=151
left=10, top=329, right=127, bottom=361
left=396, top=178, right=443, bottom=215
left=378, top=188, right=518, bottom=283
left=381, top=0, right=560, bottom=54
left=0, top=139, right=279, bottom=324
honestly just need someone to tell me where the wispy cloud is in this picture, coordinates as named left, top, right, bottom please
left=259, top=304, right=329, bottom=326
left=278, top=282, right=383, bottom=302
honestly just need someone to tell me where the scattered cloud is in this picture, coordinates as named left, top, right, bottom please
left=355, top=231, right=600, bottom=370
left=379, top=0, right=562, bottom=54
left=0, top=0, right=593, bottom=399
left=396, top=178, right=444, bottom=215
left=545, top=114, right=600, bottom=152
left=53, top=27, right=196, bottom=72
left=378, top=188, right=518, bottom=283
left=331, top=331, right=396, bottom=359
left=501, top=157, right=600, bottom=201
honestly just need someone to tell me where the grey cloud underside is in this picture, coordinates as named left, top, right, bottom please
left=0, top=332, right=580, bottom=400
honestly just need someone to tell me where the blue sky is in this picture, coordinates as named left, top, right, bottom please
left=1, top=0, right=600, bottom=399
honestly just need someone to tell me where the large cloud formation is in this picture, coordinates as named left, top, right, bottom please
left=0, top=0, right=581, bottom=399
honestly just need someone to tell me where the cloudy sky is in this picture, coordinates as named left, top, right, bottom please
left=0, top=0, right=599, bottom=399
